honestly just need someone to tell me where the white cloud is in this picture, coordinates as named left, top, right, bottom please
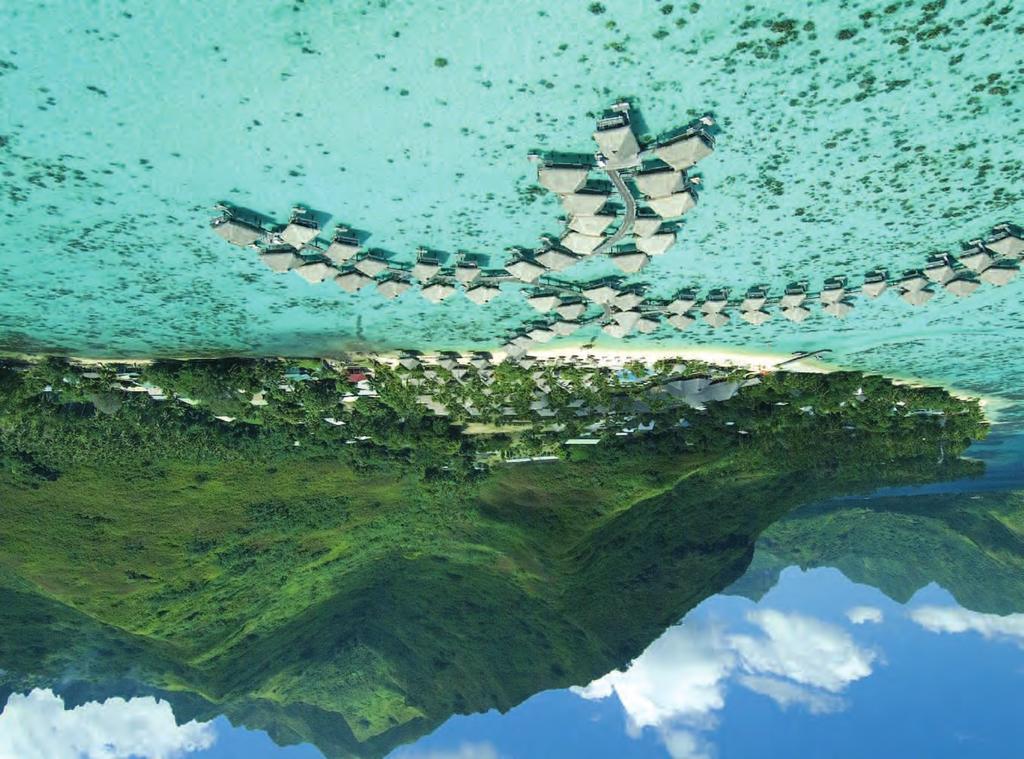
left=910, top=606, right=1024, bottom=647
left=575, top=609, right=876, bottom=759
left=846, top=606, right=884, bottom=625
left=737, top=676, right=845, bottom=715
left=730, top=610, right=876, bottom=692
left=573, top=622, right=735, bottom=732
left=661, top=728, right=714, bottom=759
left=0, top=689, right=215, bottom=759
left=394, top=743, right=501, bottom=759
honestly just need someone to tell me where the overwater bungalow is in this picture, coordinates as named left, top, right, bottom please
left=740, top=309, right=771, bottom=326
left=667, top=312, right=695, bottom=331
left=944, top=277, right=980, bottom=298
left=819, top=279, right=846, bottom=304
left=465, top=284, right=501, bottom=304
left=613, top=291, right=645, bottom=311
left=635, top=231, right=676, bottom=256
left=740, top=288, right=768, bottom=312
left=780, top=285, right=807, bottom=308
left=568, top=213, right=616, bottom=236
left=411, top=256, right=441, bottom=282
left=979, top=264, right=1018, bottom=286
left=653, top=129, right=715, bottom=172
left=700, top=292, right=729, bottom=313
left=454, top=261, right=481, bottom=284
left=602, top=322, right=630, bottom=338
left=354, top=255, right=390, bottom=278
left=505, top=258, right=547, bottom=283
left=552, top=320, right=581, bottom=336
left=535, top=248, right=580, bottom=271
left=899, top=271, right=929, bottom=292
left=703, top=311, right=729, bottom=328
left=537, top=165, right=590, bottom=195
left=862, top=271, right=888, bottom=298
left=985, top=225, right=1023, bottom=258
left=636, top=315, right=660, bottom=334
left=647, top=190, right=697, bottom=219
left=556, top=301, right=587, bottom=320
left=335, top=270, right=374, bottom=292
left=560, top=231, right=605, bottom=256
left=667, top=294, right=697, bottom=314
left=582, top=283, right=620, bottom=304
left=294, top=261, right=336, bottom=284
left=560, top=190, right=611, bottom=216
left=279, top=210, right=320, bottom=250
left=958, top=244, right=994, bottom=273
left=634, top=168, right=684, bottom=199
left=325, top=234, right=361, bottom=264
left=823, top=300, right=855, bottom=319
left=212, top=216, right=264, bottom=247
left=593, top=107, right=640, bottom=168
left=421, top=282, right=456, bottom=303
left=259, top=249, right=303, bottom=273
left=781, top=305, right=811, bottom=323
left=900, top=287, right=934, bottom=306
left=527, top=326, right=556, bottom=343
left=631, top=215, right=664, bottom=238
left=924, top=256, right=955, bottom=283
left=610, top=251, right=650, bottom=274
left=376, top=277, right=410, bottom=299
left=614, top=309, right=642, bottom=331
left=527, top=293, right=561, bottom=313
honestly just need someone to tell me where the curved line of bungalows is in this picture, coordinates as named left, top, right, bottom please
left=499, top=225, right=1023, bottom=352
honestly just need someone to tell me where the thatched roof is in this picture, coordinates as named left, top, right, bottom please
left=781, top=305, right=811, bottom=322
left=560, top=191, right=610, bottom=216
left=325, top=239, right=361, bottom=263
left=560, top=231, right=604, bottom=256
left=556, top=301, right=586, bottom=320
left=354, top=257, right=389, bottom=277
left=647, top=190, right=697, bottom=219
left=336, top=271, right=374, bottom=292
left=294, top=261, right=336, bottom=284
left=421, top=282, right=456, bottom=303
left=538, top=165, right=589, bottom=195
left=376, top=278, right=410, bottom=299
left=259, top=250, right=303, bottom=273
left=631, top=216, right=664, bottom=238
left=610, top=251, right=650, bottom=274
left=569, top=213, right=616, bottom=236
left=280, top=220, right=319, bottom=249
left=411, top=260, right=441, bottom=282
left=667, top=312, right=696, bottom=330
left=535, top=248, right=580, bottom=271
left=213, top=218, right=263, bottom=247
left=635, top=231, right=676, bottom=256
left=464, top=284, right=501, bottom=304
left=654, top=131, right=714, bottom=171
left=740, top=309, right=771, bottom=325
left=505, top=259, right=547, bottom=282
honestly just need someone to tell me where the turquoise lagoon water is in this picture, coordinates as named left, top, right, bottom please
left=1, top=1, right=1023, bottom=407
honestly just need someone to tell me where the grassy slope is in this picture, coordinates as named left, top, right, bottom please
left=726, top=490, right=1024, bottom=614
left=0, top=442, right=981, bottom=758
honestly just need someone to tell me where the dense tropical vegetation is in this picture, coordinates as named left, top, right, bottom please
left=0, top=356, right=990, bottom=758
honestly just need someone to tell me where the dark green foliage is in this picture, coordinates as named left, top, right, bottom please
left=0, top=357, right=990, bottom=758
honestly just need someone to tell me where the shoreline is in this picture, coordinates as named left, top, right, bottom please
left=2, top=345, right=1008, bottom=421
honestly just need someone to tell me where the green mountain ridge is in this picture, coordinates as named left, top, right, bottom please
left=0, top=359, right=989, bottom=757
left=725, top=489, right=1024, bottom=615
